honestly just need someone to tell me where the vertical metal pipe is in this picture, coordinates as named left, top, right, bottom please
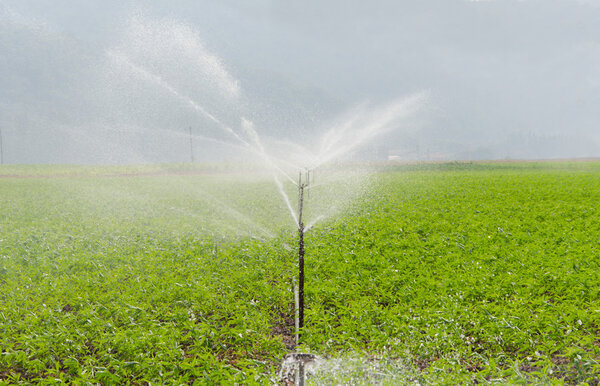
left=298, top=218, right=304, bottom=333
left=298, top=181, right=305, bottom=336
left=293, top=170, right=310, bottom=385
left=293, top=277, right=299, bottom=345
left=297, top=362, right=305, bottom=386
left=297, top=171, right=306, bottom=342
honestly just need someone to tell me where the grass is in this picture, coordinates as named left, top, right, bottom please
left=1, top=161, right=599, bottom=384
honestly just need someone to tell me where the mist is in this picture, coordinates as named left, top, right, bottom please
left=1, top=0, right=599, bottom=164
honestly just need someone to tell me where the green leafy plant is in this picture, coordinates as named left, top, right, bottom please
left=1, top=161, right=599, bottom=383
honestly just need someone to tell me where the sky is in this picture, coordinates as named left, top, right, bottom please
left=0, top=0, right=599, bottom=164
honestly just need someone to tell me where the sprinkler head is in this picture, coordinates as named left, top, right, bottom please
left=285, top=353, right=317, bottom=364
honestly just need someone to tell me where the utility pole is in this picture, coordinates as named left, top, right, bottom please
left=188, top=126, right=194, bottom=163
left=0, top=126, right=4, bottom=165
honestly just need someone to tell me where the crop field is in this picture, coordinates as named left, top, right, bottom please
left=1, top=161, right=600, bottom=384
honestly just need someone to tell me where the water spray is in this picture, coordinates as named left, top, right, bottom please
left=106, top=30, right=425, bottom=385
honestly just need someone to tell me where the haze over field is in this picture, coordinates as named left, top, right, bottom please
left=0, top=0, right=599, bottom=164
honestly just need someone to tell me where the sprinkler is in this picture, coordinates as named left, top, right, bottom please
left=286, top=169, right=315, bottom=386
left=295, top=168, right=311, bottom=343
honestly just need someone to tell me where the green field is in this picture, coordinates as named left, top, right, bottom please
left=1, top=162, right=600, bottom=384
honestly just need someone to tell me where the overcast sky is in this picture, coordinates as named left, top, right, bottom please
left=1, top=0, right=599, bottom=164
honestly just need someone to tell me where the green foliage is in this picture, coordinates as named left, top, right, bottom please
left=1, top=161, right=599, bottom=383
